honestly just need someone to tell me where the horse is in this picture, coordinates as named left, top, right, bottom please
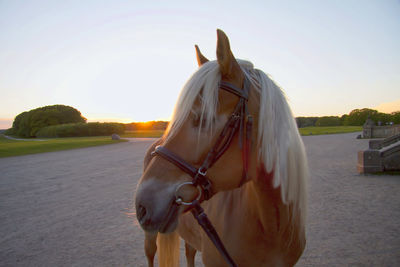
left=135, top=29, right=308, bottom=267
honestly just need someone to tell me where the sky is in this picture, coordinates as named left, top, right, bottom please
left=1, top=0, right=399, bottom=129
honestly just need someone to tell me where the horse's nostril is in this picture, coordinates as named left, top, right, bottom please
left=137, top=204, right=147, bottom=222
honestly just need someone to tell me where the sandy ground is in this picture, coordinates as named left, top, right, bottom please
left=0, top=133, right=399, bottom=266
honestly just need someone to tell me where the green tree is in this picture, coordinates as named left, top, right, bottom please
left=9, top=105, right=86, bottom=137
left=295, top=117, right=319, bottom=128
left=36, top=122, right=125, bottom=138
left=390, top=111, right=400, bottom=124
left=373, top=112, right=391, bottom=125
left=343, top=108, right=379, bottom=126
left=340, top=114, right=348, bottom=125
left=315, top=116, right=341, bottom=126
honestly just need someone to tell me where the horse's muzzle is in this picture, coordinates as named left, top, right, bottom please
left=135, top=178, right=181, bottom=233
left=135, top=196, right=179, bottom=233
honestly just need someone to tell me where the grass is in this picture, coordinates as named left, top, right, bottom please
left=0, top=135, right=127, bottom=158
left=0, top=126, right=363, bottom=158
left=124, top=127, right=363, bottom=138
left=299, top=126, right=362, bottom=136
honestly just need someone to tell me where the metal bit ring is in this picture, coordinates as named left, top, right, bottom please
left=174, top=182, right=202, bottom=206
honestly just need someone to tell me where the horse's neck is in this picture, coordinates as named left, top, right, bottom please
left=192, top=166, right=305, bottom=266
left=206, top=167, right=286, bottom=236
left=243, top=166, right=286, bottom=234
left=244, top=166, right=306, bottom=263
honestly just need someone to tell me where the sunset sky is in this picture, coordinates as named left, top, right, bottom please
left=1, top=0, right=399, bottom=129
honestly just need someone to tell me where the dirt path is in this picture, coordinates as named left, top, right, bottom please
left=0, top=140, right=155, bottom=267
left=0, top=133, right=399, bottom=266
left=298, top=133, right=399, bottom=266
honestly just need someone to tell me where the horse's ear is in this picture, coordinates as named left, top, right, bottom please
left=216, top=29, right=243, bottom=83
left=195, top=45, right=209, bottom=67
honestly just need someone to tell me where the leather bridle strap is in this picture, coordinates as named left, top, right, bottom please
left=152, top=146, right=198, bottom=177
left=191, top=200, right=237, bottom=267
left=152, top=145, right=213, bottom=200
left=219, top=81, right=248, bottom=99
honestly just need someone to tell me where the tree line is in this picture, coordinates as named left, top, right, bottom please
left=296, top=108, right=400, bottom=128
left=5, top=105, right=399, bottom=138
left=5, top=105, right=124, bottom=138
left=36, top=122, right=125, bottom=138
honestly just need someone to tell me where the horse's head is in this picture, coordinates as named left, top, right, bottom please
left=135, top=30, right=258, bottom=233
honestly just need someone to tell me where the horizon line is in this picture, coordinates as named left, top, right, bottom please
left=2, top=108, right=400, bottom=130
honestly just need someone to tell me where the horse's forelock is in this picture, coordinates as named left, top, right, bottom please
left=164, top=61, right=219, bottom=141
left=165, top=60, right=255, bottom=142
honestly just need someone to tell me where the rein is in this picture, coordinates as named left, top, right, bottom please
left=151, top=77, right=252, bottom=267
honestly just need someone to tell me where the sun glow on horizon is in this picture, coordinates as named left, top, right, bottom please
left=86, top=117, right=135, bottom=124
left=374, top=99, right=400, bottom=114
left=0, top=1, right=399, bottom=130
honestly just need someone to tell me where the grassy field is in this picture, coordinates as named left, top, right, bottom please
left=122, top=127, right=363, bottom=138
left=0, top=127, right=362, bottom=158
left=0, top=135, right=127, bottom=158
left=298, top=126, right=362, bottom=136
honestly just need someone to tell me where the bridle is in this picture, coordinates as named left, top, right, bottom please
left=151, top=76, right=253, bottom=267
left=152, top=76, right=253, bottom=201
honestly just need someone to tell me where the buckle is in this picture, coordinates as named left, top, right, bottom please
left=198, top=167, right=207, bottom=177
left=232, top=113, right=240, bottom=120
left=193, top=167, right=212, bottom=200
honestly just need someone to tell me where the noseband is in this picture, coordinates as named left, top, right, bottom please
left=150, top=77, right=253, bottom=267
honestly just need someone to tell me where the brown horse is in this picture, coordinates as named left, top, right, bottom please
left=136, top=29, right=308, bottom=266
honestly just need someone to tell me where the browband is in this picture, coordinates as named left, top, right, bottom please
left=219, top=80, right=249, bottom=100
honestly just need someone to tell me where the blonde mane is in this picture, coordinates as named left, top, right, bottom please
left=164, top=60, right=308, bottom=227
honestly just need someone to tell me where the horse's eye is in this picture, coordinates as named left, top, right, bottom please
left=193, top=116, right=199, bottom=127
left=192, top=114, right=206, bottom=128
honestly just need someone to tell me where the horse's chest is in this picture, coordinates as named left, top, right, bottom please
left=200, top=196, right=281, bottom=266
